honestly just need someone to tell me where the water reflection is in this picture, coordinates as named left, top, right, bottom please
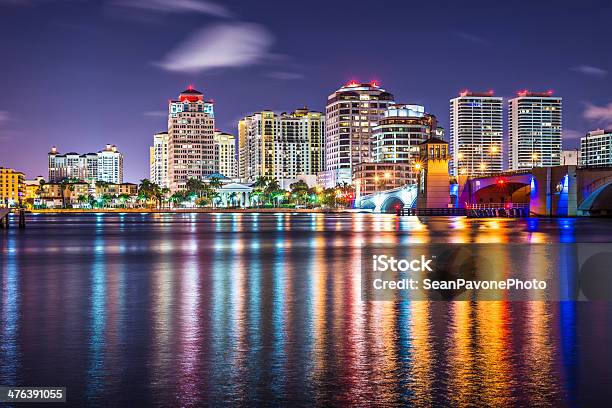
left=1, top=214, right=611, bottom=406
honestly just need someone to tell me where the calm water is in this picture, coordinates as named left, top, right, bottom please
left=1, top=213, right=612, bottom=407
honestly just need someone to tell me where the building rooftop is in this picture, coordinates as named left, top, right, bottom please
left=515, top=89, right=555, bottom=97
left=419, top=136, right=448, bottom=145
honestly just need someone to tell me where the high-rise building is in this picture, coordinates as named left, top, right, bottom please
left=97, top=144, right=123, bottom=183
left=0, top=167, right=25, bottom=205
left=581, top=129, right=612, bottom=166
left=372, top=103, right=438, bottom=184
left=48, top=145, right=123, bottom=183
left=509, top=90, right=562, bottom=170
left=167, top=86, right=215, bottom=192
left=238, top=108, right=324, bottom=183
left=214, top=131, right=237, bottom=179
left=450, top=91, right=503, bottom=176
left=150, top=131, right=169, bottom=188
left=323, top=81, right=394, bottom=186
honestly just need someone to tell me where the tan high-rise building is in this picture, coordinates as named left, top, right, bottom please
left=214, top=131, right=237, bottom=179
left=238, top=108, right=324, bottom=183
left=323, top=81, right=394, bottom=186
left=150, top=131, right=169, bottom=188
left=167, top=86, right=215, bottom=192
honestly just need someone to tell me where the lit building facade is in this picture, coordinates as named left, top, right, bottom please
left=581, top=129, right=612, bottom=166
left=561, top=149, right=579, bottom=166
left=324, top=81, right=394, bottom=186
left=353, top=162, right=412, bottom=197
left=48, top=145, right=123, bottom=183
left=0, top=167, right=25, bottom=205
left=238, top=108, right=324, bottom=183
left=150, top=131, right=169, bottom=188
left=372, top=103, right=438, bottom=184
left=167, top=87, right=215, bottom=192
left=214, top=131, right=237, bottom=179
left=450, top=91, right=503, bottom=176
left=509, top=91, right=562, bottom=170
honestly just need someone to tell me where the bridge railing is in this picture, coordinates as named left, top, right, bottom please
left=466, top=203, right=529, bottom=210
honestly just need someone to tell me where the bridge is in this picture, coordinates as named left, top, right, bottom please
left=356, top=185, right=417, bottom=213
left=458, top=165, right=612, bottom=216
left=355, top=165, right=612, bottom=217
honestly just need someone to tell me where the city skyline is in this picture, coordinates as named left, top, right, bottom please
left=1, top=0, right=611, bottom=181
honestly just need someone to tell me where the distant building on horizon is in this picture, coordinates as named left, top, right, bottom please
left=372, top=103, right=439, bottom=185
left=322, top=81, right=394, bottom=186
left=167, top=86, right=216, bottom=192
left=581, top=129, right=612, bottom=166
left=509, top=90, right=562, bottom=170
left=48, top=144, right=123, bottom=183
left=150, top=131, right=169, bottom=188
left=214, top=131, right=237, bottom=179
left=450, top=90, right=503, bottom=176
left=238, top=108, right=323, bottom=186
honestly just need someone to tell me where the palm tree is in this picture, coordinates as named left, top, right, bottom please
left=290, top=180, right=309, bottom=205
left=228, top=191, right=238, bottom=207
left=138, top=178, right=161, bottom=208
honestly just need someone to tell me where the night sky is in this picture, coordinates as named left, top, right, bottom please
left=1, top=0, right=611, bottom=181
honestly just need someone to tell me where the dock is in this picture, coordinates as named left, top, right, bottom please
left=0, top=208, right=26, bottom=229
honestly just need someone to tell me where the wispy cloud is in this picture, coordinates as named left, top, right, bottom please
left=451, top=30, right=490, bottom=46
left=583, top=102, right=612, bottom=128
left=267, top=71, right=304, bottom=80
left=156, top=23, right=274, bottom=73
left=110, top=0, right=231, bottom=18
left=0, top=111, right=10, bottom=123
left=143, top=110, right=167, bottom=117
left=563, top=128, right=585, bottom=140
left=572, top=65, right=608, bottom=77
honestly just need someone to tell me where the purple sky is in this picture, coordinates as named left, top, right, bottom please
left=1, top=0, right=611, bottom=181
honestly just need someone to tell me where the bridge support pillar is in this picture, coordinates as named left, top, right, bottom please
left=530, top=166, right=577, bottom=217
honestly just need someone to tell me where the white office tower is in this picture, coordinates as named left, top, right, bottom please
left=372, top=104, right=438, bottom=184
left=509, top=90, right=562, bottom=170
left=150, top=131, right=169, bottom=188
left=450, top=91, right=503, bottom=176
left=214, top=131, right=237, bottom=179
left=581, top=129, right=612, bottom=166
left=238, top=108, right=324, bottom=184
left=167, top=86, right=215, bottom=192
left=323, top=81, right=394, bottom=186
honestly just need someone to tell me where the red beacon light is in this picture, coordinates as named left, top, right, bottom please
left=497, top=179, right=506, bottom=185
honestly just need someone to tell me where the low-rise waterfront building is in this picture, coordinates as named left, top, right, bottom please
left=353, top=162, right=412, bottom=198
left=0, top=167, right=25, bottom=206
